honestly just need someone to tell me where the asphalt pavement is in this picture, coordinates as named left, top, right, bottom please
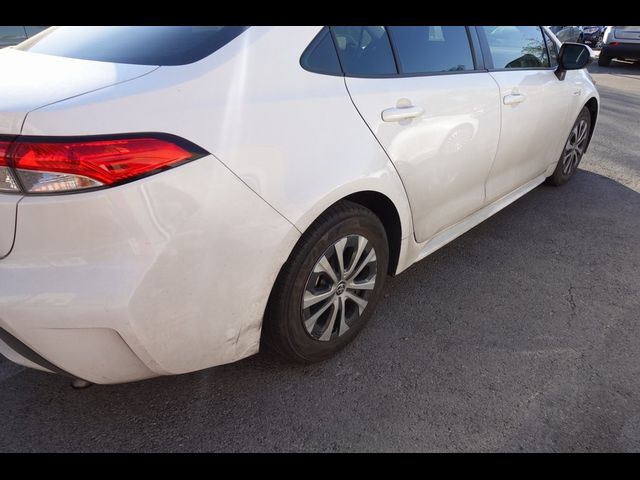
left=1, top=59, right=639, bottom=452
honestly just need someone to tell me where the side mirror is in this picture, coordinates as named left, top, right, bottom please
left=555, top=42, right=592, bottom=80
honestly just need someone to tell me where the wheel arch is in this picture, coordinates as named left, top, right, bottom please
left=583, top=96, right=599, bottom=153
left=260, top=188, right=410, bottom=350
left=341, top=191, right=403, bottom=275
left=284, top=187, right=410, bottom=280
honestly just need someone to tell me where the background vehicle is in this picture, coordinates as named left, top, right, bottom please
left=0, top=26, right=598, bottom=385
left=0, top=26, right=48, bottom=48
left=582, top=26, right=606, bottom=48
left=548, top=26, right=584, bottom=43
left=599, top=26, right=640, bottom=66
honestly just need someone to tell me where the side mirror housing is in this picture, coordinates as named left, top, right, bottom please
left=555, top=42, right=592, bottom=80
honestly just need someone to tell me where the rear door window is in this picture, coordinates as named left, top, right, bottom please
left=481, top=26, right=550, bottom=69
left=387, top=26, right=475, bottom=74
left=301, top=27, right=342, bottom=75
left=330, top=26, right=397, bottom=76
left=16, top=26, right=249, bottom=66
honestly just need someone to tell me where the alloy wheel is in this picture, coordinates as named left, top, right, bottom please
left=561, top=119, right=589, bottom=176
left=301, top=234, right=377, bottom=342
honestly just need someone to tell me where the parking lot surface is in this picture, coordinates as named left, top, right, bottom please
left=1, top=60, right=639, bottom=452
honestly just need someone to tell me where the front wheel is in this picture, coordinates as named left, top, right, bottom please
left=262, top=201, right=389, bottom=363
left=546, top=107, right=592, bottom=186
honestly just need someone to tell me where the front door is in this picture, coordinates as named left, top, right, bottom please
left=478, top=26, right=575, bottom=203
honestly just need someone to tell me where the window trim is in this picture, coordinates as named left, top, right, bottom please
left=475, top=25, right=557, bottom=72
left=468, top=26, right=486, bottom=70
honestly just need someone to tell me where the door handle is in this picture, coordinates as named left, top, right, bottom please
left=381, top=105, right=423, bottom=122
left=503, top=93, right=526, bottom=105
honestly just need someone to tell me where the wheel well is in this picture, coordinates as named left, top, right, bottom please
left=584, top=97, right=598, bottom=153
left=342, top=191, right=403, bottom=276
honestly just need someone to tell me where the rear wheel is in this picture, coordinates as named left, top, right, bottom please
left=546, top=107, right=592, bottom=186
left=262, top=201, right=389, bottom=363
left=598, top=54, right=611, bottom=66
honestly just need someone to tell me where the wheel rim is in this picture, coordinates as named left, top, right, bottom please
left=561, top=119, right=589, bottom=176
left=301, top=234, right=377, bottom=342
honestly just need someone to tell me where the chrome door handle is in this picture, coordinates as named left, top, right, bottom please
left=503, top=93, right=526, bottom=105
left=381, top=105, right=423, bottom=122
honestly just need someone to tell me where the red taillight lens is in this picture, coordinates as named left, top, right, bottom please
left=2, top=135, right=206, bottom=194
left=610, top=42, right=620, bottom=46
left=0, top=141, right=9, bottom=166
left=0, top=140, right=20, bottom=193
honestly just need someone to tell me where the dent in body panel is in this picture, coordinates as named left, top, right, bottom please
left=0, top=155, right=300, bottom=380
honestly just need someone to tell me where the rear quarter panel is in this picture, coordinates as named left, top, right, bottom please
left=22, top=26, right=413, bottom=247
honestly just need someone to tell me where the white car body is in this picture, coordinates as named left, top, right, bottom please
left=0, top=26, right=599, bottom=384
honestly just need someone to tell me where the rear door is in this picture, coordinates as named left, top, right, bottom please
left=479, top=26, right=575, bottom=203
left=338, top=26, right=501, bottom=242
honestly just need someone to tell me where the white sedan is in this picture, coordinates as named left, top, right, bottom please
left=0, top=26, right=598, bottom=384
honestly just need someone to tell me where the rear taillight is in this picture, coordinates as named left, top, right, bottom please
left=0, top=140, right=20, bottom=193
left=0, top=134, right=207, bottom=195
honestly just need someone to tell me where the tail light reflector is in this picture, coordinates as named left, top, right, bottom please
left=0, top=140, right=20, bottom=193
left=0, top=135, right=207, bottom=194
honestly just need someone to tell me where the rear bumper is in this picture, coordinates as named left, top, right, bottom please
left=0, top=155, right=300, bottom=384
left=601, top=43, right=640, bottom=60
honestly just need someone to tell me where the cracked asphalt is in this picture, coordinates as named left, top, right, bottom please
left=1, top=59, right=639, bottom=452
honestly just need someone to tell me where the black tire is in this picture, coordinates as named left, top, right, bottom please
left=598, top=55, right=611, bottom=66
left=546, top=107, right=592, bottom=186
left=262, top=201, right=389, bottom=363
